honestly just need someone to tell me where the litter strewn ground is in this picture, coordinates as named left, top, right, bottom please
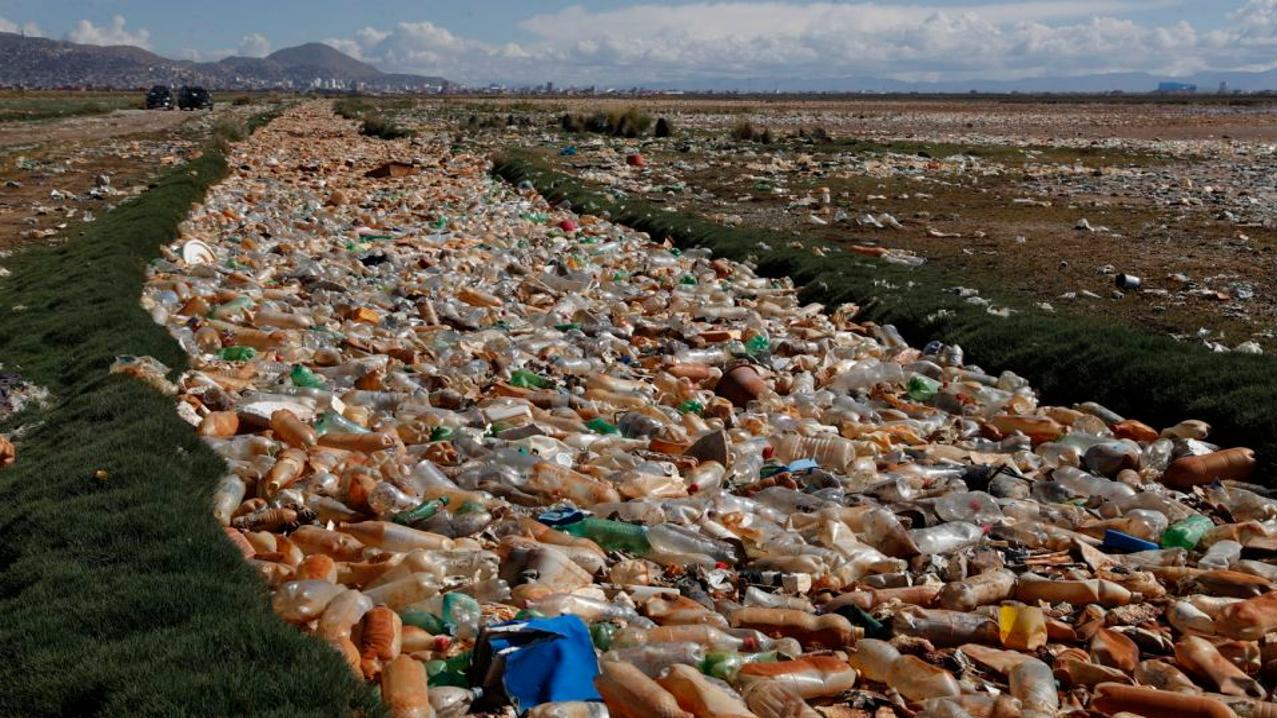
left=141, top=102, right=1277, bottom=718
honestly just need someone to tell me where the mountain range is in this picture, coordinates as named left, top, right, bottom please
left=0, top=32, right=448, bottom=91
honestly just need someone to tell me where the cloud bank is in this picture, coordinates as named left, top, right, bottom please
left=321, top=0, right=1277, bottom=86
left=66, top=15, right=151, bottom=50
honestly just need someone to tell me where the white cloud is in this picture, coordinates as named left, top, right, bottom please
left=322, top=1, right=1277, bottom=86
left=0, top=15, right=43, bottom=36
left=238, top=33, right=271, bottom=58
left=66, top=15, right=151, bottom=49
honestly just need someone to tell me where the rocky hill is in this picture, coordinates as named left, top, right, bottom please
left=0, top=33, right=448, bottom=91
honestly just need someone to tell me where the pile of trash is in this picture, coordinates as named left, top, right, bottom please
left=141, top=102, right=1277, bottom=717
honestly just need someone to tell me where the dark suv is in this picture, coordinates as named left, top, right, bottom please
left=177, top=86, right=213, bottom=110
left=145, top=85, right=173, bottom=109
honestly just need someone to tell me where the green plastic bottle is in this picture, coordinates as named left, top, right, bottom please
left=314, top=410, right=368, bottom=435
left=745, top=334, right=771, bottom=358
left=441, top=592, right=482, bottom=638
left=677, top=399, right=705, bottom=415
left=509, top=369, right=549, bottom=389
left=590, top=622, right=620, bottom=651
left=429, top=426, right=454, bottom=442
left=217, top=346, right=256, bottom=361
left=426, top=651, right=471, bottom=688
left=392, top=496, right=450, bottom=528
left=401, top=608, right=445, bottom=634
left=585, top=417, right=620, bottom=435
left=907, top=375, right=941, bottom=402
left=561, top=516, right=651, bottom=554
left=1161, top=514, right=1214, bottom=549
left=209, top=295, right=252, bottom=320
left=290, top=364, right=324, bottom=388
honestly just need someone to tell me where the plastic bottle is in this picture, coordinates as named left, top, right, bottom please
left=594, top=660, right=691, bottom=718
left=657, top=663, right=754, bottom=718
left=938, top=569, right=1016, bottom=611
left=998, top=604, right=1047, bottom=651
left=892, top=607, right=1000, bottom=647
left=909, top=522, right=984, bottom=555
left=1092, top=683, right=1234, bottom=718
left=1161, top=448, right=1256, bottom=491
left=272, top=580, right=346, bottom=623
left=393, top=497, right=451, bottom=528
left=933, top=491, right=1004, bottom=524
left=380, top=655, right=433, bottom=718
left=1008, top=658, right=1058, bottom=718
left=736, top=656, right=857, bottom=699
left=526, top=703, right=611, bottom=718
left=890, top=655, right=962, bottom=702
left=561, top=516, right=652, bottom=554
left=729, top=608, right=856, bottom=649
left=1161, top=514, right=1214, bottom=549
left=741, top=679, right=822, bottom=718
left=1198, top=540, right=1242, bottom=570
left=1014, top=573, right=1131, bottom=607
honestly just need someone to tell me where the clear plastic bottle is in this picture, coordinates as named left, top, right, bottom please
left=1198, top=540, right=1242, bottom=570
left=909, top=522, right=984, bottom=555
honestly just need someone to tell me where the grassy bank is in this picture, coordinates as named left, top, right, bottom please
left=493, top=152, right=1277, bottom=472
left=0, top=92, right=140, bottom=123
left=0, top=116, right=381, bottom=716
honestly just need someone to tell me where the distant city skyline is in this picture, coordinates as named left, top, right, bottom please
left=0, top=1, right=1274, bottom=87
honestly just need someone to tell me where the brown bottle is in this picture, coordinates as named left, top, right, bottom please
left=1175, top=635, right=1266, bottom=698
left=271, top=408, right=317, bottom=448
left=380, top=655, right=432, bottom=718
left=729, top=608, right=856, bottom=649
left=1092, top=683, right=1235, bottom=718
left=716, top=363, right=767, bottom=407
left=657, top=664, right=755, bottom=718
left=1214, top=590, right=1277, bottom=641
left=892, top=606, right=1000, bottom=647
left=741, top=679, right=821, bottom=718
left=594, top=661, right=692, bottom=718
left=1162, top=448, right=1256, bottom=491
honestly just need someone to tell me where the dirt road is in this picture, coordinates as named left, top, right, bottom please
left=0, top=108, right=195, bottom=150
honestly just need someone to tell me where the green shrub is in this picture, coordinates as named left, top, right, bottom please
left=359, top=112, right=413, bottom=140
left=730, top=120, right=773, bottom=144
left=560, top=107, right=652, bottom=137
left=333, top=97, right=372, bottom=120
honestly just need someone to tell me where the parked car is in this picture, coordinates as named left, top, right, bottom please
left=177, top=86, right=214, bottom=110
left=145, top=85, right=173, bottom=110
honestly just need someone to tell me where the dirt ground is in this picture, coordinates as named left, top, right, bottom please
left=423, top=95, right=1277, bottom=352
left=0, top=108, right=214, bottom=252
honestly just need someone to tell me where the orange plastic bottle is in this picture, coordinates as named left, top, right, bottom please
left=594, top=660, right=692, bottom=718
left=737, top=655, right=857, bottom=699
left=1162, top=448, right=1256, bottom=491
left=657, top=664, right=754, bottom=718
left=380, top=655, right=432, bottom=718
left=729, top=608, right=856, bottom=649
left=271, top=408, right=317, bottom=448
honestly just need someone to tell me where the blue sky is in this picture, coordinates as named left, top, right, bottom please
left=0, top=1, right=1273, bottom=85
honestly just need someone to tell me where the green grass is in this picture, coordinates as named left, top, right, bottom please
left=493, top=152, right=1277, bottom=474
left=0, top=92, right=139, bottom=123
left=332, top=97, right=413, bottom=140
left=0, top=115, right=382, bottom=717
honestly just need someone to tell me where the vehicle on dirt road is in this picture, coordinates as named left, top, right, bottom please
left=177, top=86, right=213, bottom=110
left=145, top=85, right=173, bottom=110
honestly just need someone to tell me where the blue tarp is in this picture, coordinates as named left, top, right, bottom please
left=487, top=615, right=601, bottom=713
